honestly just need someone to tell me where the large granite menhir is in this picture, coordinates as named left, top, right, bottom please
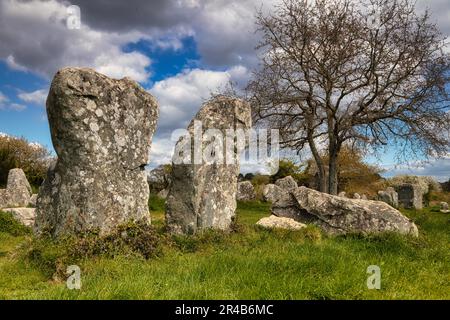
left=35, top=68, right=159, bottom=236
left=166, top=96, right=252, bottom=234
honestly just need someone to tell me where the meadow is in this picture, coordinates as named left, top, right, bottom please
left=0, top=196, right=449, bottom=300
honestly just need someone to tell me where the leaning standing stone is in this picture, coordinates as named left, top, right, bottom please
left=35, top=67, right=158, bottom=236
left=165, top=96, right=251, bottom=234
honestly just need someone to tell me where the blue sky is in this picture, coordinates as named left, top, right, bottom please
left=0, top=0, right=449, bottom=181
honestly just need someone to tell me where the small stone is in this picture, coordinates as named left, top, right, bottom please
left=256, top=215, right=306, bottom=231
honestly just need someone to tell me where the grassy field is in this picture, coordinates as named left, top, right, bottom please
left=0, top=198, right=449, bottom=300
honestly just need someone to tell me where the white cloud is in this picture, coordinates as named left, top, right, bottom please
left=17, top=89, right=48, bottom=106
left=0, top=0, right=151, bottom=81
left=382, top=155, right=450, bottom=182
left=147, top=66, right=251, bottom=165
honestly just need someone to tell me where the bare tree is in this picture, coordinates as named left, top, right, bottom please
left=247, top=0, right=450, bottom=194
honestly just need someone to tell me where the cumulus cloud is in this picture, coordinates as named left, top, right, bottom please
left=147, top=66, right=251, bottom=165
left=383, top=155, right=450, bottom=182
left=0, top=0, right=152, bottom=81
left=17, top=88, right=48, bottom=106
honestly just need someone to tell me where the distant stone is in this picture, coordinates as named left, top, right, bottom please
left=395, top=184, right=423, bottom=210
left=353, top=193, right=361, bottom=199
left=147, top=165, right=171, bottom=194
left=157, top=189, right=169, bottom=199
left=361, top=194, right=368, bottom=200
left=275, top=176, right=298, bottom=192
left=35, top=67, right=159, bottom=236
left=166, top=96, right=252, bottom=234
left=274, top=186, right=418, bottom=236
left=262, top=184, right=285, bottom=203
left=440, top=202, right=449, bottom=213
left=338, top=191, right=347, bottom=198
left=378, top=187, right=399, bottom=208
left=2, top=207, right=35, bottom=227
left=0, top=168, right=32, bottom=208
left=256, top=215, right=306, bottom=231
left=237, top=181, right=255, bottom=201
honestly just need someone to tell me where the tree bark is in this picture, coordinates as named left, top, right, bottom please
left=308, top=135, right=326, bottom=193
left=328, top=140, right=340, bottom=195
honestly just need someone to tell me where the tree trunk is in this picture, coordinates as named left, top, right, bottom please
left=328, top=141, right=340, bottom=195
left=308, top=136, right=326, bottom=193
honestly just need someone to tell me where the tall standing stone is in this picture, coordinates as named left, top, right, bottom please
left=165, top=96, right=251, bottom=234
left=35, top=67, right=159, bottom=236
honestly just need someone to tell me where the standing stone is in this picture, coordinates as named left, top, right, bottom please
left=35, top=67, right=159, bottom=236
left=353, top=193, right=361, bottom=199
left=395, top=184, right=423, bottom=210
left=0, top=168, right=32, bottom=208
left=237, top=181, right=256, bottom=201
left=361, top=194, right=368, bottom=200
left=378, top=187, right=398, bottom=208
left=275, top=176, right=298, bottom=192
left=165, top=96, right=251, bottom=234
left=338, top=191, right=347, bottom=198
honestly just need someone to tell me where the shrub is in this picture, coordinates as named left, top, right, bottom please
left=0, top=134, right=53, bottom=189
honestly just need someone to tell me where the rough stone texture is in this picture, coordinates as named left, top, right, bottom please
left=147, top=165, right=171, bottom=194
left=0, top=168, right=32, bottom=208
left=256, top=215, right=306, bottom=231
left=165, top=96, right=251, bottom=234
left=237, top=181, right=255, bottom=201
left=275, top=176, right=298, bottom=192
left=440, top=202, right=449, bottom=213
left=353, top=193, right=361, bottom=199
left=35, top=67, right=159, bottom=236
left=361, top=194, right=368, bottom=200
left=2, top=208, right=35, bottom=227
left=395, top=184, right=423, bottom=210
left=262, top=184, right=287, bottom=203
left=270, top=186, right=418, bottom=236
left=338, top=191, right=347, bottom=198
left=29, top=194, right=38, bottom=207
left=378, top=187, right=399, bottom=208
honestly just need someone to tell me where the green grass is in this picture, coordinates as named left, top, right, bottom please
left=0, top=201, right=449, bottom=300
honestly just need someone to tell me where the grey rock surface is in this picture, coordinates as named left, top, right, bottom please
left=165, top=96, right=251, bottom=234
left=271, top=186, right=418, bottom=236
left=275, top=176, right=298, bottom=192
left=35, top=67, right=159, bottom=236
left=0, top=168, right=32, bottom=208
left=237, top=181, right=255, bottom=201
